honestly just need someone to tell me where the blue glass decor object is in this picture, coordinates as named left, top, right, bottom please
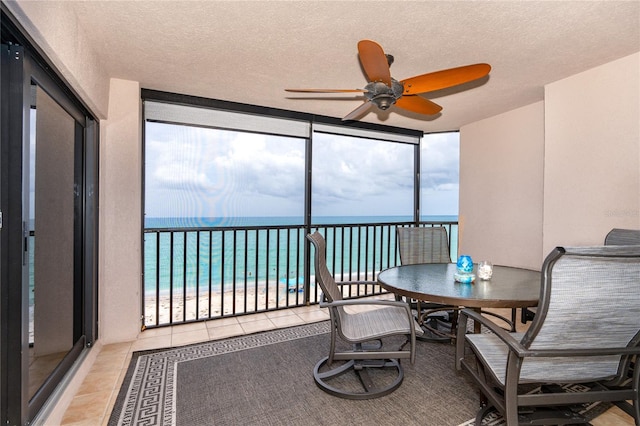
left=455, top=255, right=475, bottom=283
left=457, top=255, right=473, bottom=273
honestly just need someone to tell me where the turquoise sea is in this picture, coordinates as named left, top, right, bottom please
left=143, top=215, right=458, bottom=295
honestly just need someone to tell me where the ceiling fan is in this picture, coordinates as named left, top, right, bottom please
left=285, top=40, right=491, bottom=121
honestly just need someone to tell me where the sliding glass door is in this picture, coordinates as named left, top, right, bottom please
left=1, top=34, right=98, bottom=426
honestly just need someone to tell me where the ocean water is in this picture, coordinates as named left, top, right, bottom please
left=143, top=215, right=458, bottom=295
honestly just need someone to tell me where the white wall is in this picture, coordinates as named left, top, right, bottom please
left=543, top=53, right=640, bottom=254
left=459, top=102, right=545, bottom=269
left=460, top=52, right=640, bottom=268
left=98, top=79, right=142, bottom=343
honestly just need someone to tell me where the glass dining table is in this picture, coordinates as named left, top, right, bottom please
left=377, top=263, right=540, bottom=333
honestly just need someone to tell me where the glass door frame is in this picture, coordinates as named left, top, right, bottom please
left=1, top=12, right=99, bottom=425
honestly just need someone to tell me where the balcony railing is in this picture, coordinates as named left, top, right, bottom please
left=142, top=220, right=458, bottom=328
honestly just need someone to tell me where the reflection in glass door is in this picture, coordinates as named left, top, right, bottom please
left=27, top=85, right=78, bottom=400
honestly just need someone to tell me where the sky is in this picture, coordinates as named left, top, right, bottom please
left=144, top=122, right=459, bottom=220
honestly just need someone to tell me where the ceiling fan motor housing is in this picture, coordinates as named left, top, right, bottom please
left=364, top=79, right=404, bottom=110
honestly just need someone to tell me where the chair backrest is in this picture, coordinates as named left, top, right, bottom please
left=604, top=228, right=640, bottom=246
left=396, top=226, right=451, bottom=265
left=520, top=245, right=640, bottom=381
left=307, top=231, right=344, bottom=303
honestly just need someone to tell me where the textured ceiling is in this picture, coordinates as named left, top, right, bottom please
left=65, top=0, right=639, bottom=132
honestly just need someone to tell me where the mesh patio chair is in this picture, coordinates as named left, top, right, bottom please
left=396, top=226, right=457, bottom=342
left=605, top=228, right=640, bottom=246
left=522, top=228, right=640, bottom=324
left=456, top=245, right=640, bottom=425
left=307, top=231, right=422, bottom=399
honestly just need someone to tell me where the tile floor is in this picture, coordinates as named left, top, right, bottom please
left=55, top=304, right=633, bottom=426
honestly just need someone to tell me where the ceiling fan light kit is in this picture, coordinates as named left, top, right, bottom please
left=285, top=40, right=491, bottom=121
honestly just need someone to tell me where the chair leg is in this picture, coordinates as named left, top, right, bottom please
left=474, top=404, right=497, bottom=426
left=631, top=359, right=640, bottom=424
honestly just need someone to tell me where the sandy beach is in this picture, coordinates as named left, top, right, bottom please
left=143, top=277, right=382, bottom=327
left=143, top=283, right=308, bottom=326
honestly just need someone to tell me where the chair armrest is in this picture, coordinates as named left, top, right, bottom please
left=459, top=309, right=521, bottom=343
left=319, top=296, right=411, bottom=310
left=455, top=308, right=528, bottom=368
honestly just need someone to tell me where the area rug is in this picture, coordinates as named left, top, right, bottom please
left=109, top=322, right=611, bottom=426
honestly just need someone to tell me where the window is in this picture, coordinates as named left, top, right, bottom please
left=420, top=131, right=459, bottom=220
left=311, top=129, right=415, bottom=223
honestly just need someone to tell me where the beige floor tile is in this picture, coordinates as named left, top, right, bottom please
left=100, top=393, right=120, bottom=426
left=265, top=309, right=298, bottom=318
left=297, top=309, right=330, bottom=323
left=287, top=304, right=319, bottom=314
left=591, top=405, right=635, bottom=425
left=207, top=323, right=245, bottom=340
left=99, top=341, right=132, bottom=356
left=171, top=321, right=207, bottom=333
left=240, top=318, right=276, bottom=334
left=62, top=418, right=106, bottom=426
left=123, top=350, right=133, bottom=365
left=130, top=334, right=172, bottom=352
left=90, top=351, right=129, bottom=373
left=205, top=316, right=240, bottom=328
left=60, top=389, right=112, bottom=424
left=171, top=328, right=210, bottom=347
left=237, top=312, right=269, bottom=323
left=114, top=364, right=130, bottom=391
left=270, top=314, right=305, bottom=328
left=75, top=369, right=121, bottom=397
left=137, top=326, right=172, bottom=339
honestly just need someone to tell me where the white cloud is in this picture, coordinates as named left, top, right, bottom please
left=145, top=123, right=305, bottom=217
left=145, top=121, right=459, bottom=219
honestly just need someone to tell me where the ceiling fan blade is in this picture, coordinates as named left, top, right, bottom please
left=285, top=88, right=366, bottom=93
left=394, top=95, right=442, bottom=115
left=357, top=40, right=392, bottom=86
left=401, top=63, right=491, bottom=95
left=342, top=101, right=373, bottom=121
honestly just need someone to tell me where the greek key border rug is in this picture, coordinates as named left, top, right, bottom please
left=109, top=321, right=611, bottom=426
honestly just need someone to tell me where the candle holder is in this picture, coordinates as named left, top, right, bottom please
left=478, top=261, right=493, bottom=280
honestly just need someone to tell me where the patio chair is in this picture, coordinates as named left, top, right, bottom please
left=307, top=231, right=422, bottom=399
left=605, top=228, right=640, bottom=245
left=522, top=228, right=640, bottom=323
left=456, top=245, right=640, bottom=425
left=396, top=226, right=457, bottom=342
